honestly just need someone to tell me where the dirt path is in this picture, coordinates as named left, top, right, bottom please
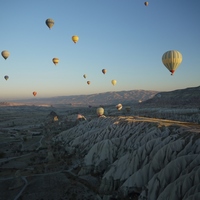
left=119, top=116, right=200, bottom=133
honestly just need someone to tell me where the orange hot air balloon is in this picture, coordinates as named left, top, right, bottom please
left=102, top=69, right=107, bottom=74
left=87, top=81, right=91, bottom=85
left=33, top=91, right=37, bottom=96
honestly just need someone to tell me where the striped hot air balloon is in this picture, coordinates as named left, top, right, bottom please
left=52, top=58, right=59, bottom=65
left=162, top=50, right=182, bottom=75
left=45, top=18, right=54, bottom=29
left=96, top=107, right=104, bottom=116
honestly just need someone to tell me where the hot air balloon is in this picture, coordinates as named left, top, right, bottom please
left=102, top=69, right=107, bottom=74
left=111, top=80, right=117, bottom=86
left=87, top=81, right=91, bottom=85
left=45, top=18, right=54, bottom=29
left=4, top=75, right=9, bottom=81
left=162, top=50, right=182, bottom=75
left=1, top=50, right=10, bottom=60
left=116, top=104, right=122, bottom=111
left=72, top=35, right=79, bottom=44
left=83, top=74, right=86, bottom=79
left=33, top=91, right=37, bottom=96
left=144, top=2, right=148, bottom=6
left=52, top=58, right=59, bottom=65
left=96, top=107, right=104, bottom=116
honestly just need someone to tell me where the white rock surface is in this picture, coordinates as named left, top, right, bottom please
left=54, top=116, right=200, bottom=199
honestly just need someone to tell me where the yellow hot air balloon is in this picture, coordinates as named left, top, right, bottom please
left=87, top=81, right=91, bottom=85
left=72, top=35, right=79, bottom=44
left=52, top=58, right=59, bottom=65
left=144, top=2, right=148, bottom=6
left=96, top=107, right=104, bottom=116
left=162, top=50, right=182, bottom=75
left=83, top=74, right=86, bottom=78
left=102, top=69, right=107, bottom=74
left=111, top=80, right=117, bottom=86
left=1, top=50, right=10, bottom=60
left=45, top=18, right=54, bottom=29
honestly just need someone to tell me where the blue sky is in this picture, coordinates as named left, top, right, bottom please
left=0, top=0, right=200, bottom=100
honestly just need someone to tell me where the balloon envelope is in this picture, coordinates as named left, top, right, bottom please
left=45, top=18, right=54, bottom=29
left=111, top=80, right=117, bottom=86
left=52, top=58, right=59, bottom=65
left=87, top=81, right=90, bottom=85
left=33, top=91, right=37, bottom=96
left=72, top=35, right=79, bottom=43
left=144, top=2, right=148, bottom=6
left=4, top=75, right=9, bottom=80
left=96, top=107, right=104, bottom=116
left=116, top=104, right=122, bottom=110
left=102, top=69, right=107, bottom=74
left=83, top=74, right=86, bottom=78
left=162, top=50, right=182, bottom=75
left=1, top=50, right=10, bottom=60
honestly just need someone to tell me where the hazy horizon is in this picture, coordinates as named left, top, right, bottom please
left=1, top=84, right=199, bottom=102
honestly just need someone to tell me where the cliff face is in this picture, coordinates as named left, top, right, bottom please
left=54, top=116, right=200, bottom=199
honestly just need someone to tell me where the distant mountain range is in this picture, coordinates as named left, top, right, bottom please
left=0, top=90, right=158, bottom=107
left=141, top=86, right=200, bottom=108
left=1, top=86, right=199, bottom=108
